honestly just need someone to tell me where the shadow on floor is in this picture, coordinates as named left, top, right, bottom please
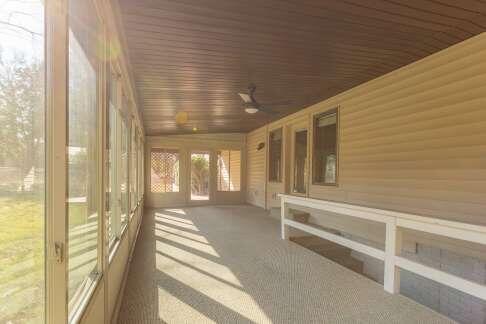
left=118, top=205, right=453, bottom=324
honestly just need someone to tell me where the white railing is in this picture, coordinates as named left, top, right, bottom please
left=279, top=194, right=486, bottom=301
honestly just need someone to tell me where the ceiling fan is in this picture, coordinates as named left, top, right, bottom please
left=238, top=84, right=290, bottom=114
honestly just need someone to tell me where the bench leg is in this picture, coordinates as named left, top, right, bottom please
left=384, top=220, right=402, bottom=294
left=281, top=199, right=290, bottom=240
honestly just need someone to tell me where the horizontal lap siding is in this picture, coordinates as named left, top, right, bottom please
left=245, top=33, right=486, bottom=226
left=246, top=128, right=266, bottom=208
left=310, top=34, right=486, bottom=225
left=229, top=150, right=241, bottom=191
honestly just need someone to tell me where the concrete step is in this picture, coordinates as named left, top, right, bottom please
left=290, top=234, right=343, bottom=248
left=291, top=236, right=352, bottom=260
left=332, top=256, right=364, bottom=274
left=291, top=212, right=310, bottom=223
left=291, top=235, right=365, bottom=274
left=311, top=245, right=352, bottom=259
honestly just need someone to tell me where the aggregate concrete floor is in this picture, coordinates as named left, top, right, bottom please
left=118, top=205, right=454, bottom=324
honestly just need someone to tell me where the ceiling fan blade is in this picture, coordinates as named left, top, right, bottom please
left=238, top=93, right=252, bottom=103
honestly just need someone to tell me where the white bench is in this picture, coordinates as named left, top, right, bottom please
left=280, top=194, right=486, bottom=301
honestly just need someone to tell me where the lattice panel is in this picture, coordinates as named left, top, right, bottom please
left=151, top=149, right=180, bottom=193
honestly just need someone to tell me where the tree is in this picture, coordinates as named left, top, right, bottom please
left=0, top=50, right=44, bottom=192
left=191, top=155, right=209, bottom=195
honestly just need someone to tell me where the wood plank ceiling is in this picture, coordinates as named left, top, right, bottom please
left=117, top=0, right=486, bottom=135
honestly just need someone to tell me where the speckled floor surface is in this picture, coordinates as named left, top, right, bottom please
left=118, top=205, right=454, bottom=324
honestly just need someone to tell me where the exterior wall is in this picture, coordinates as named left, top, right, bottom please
left=145, top=133, right=246, bottom=208
left=245, top=32, right=486, bottom=226
left=229, top=151, right=242, bottom=191
left=246, top=127, right=267, bottom=208
left=245, top=33, right=486, bottom=323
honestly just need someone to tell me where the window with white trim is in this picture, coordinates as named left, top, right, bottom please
left=106, top=69, right=118, bottom=248
left=313, top=109, right=338, bottom=185
left=269, top=128, right=283, bottom=182
left=119, top=104, right=129, bottom=229
left=67, top=0, right=101, bottom=316
left=130, top=119, right=137, bottom=213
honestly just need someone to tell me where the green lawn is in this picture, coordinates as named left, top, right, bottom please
left=0, top=194, right=44, bottom=323
left=0, top=193, right=92, bottom=323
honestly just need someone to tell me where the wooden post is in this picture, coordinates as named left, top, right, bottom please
left=280, top=196, right=289, bottom=240
left=384, top=220, right=402, bottom=294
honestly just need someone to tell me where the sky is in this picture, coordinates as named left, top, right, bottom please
left=0, top=0, right=44, bottom=62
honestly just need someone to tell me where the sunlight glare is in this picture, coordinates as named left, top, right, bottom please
left=155, top=212, right=193, bottom=225
left=155, top=223, right=209, bottom=244
left=156, top=233, right=220, bottom=257
left=156, top=248, right=272, bottom=323
left=154, top=214, right=199, bottom=231
left=155, top=241, right=243, bottom=284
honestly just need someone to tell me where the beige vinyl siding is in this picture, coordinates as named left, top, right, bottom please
left=229, top=150, right=241, bottom=191
left=217, top=150, right=241, bottom=191
left=246, top=33, right=486, bottom=226
left=246, top=127, right=267, bottom=208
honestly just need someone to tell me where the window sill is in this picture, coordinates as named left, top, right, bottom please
left=108, top=222, right=128, bottom=264
left=69, top=271, right=102, bottom=324
left=290, top=192, right=307, bottom=197
left=109, top=238, right=121, bottom=263
left=120, top=222, right=128, bottom=235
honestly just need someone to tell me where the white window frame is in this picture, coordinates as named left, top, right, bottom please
left=130, top=118, right=137, bottom=214
left=43, top=0, right=145, bottom=322
left=46, top=0, right=68, bottom=322
left=118, top=106, right=129, bottom=236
